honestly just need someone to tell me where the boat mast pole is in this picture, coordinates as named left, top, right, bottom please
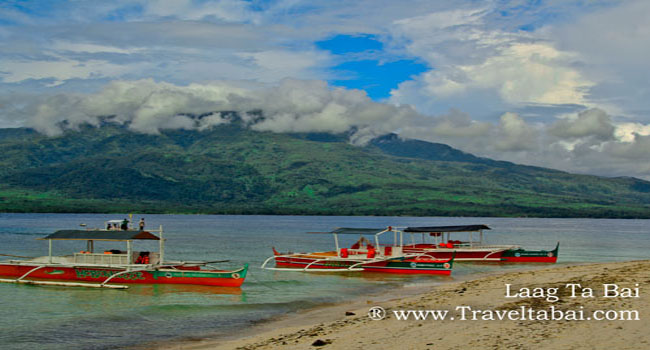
left=333, top=233, right=339, bottom=252
left=126, top=240, right=132, bottom=267
left=159, top=225, right=164, bottom=264
left=48, top=239, right=52, bottom=263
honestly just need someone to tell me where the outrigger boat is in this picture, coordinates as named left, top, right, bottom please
left=400, top=225, right=559, bottom=263
left=0, top=221, right=248, bottom=289
left=262, top=227, right=454, bottom=275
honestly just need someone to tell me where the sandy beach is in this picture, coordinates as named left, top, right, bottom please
left=159, top=260, right=649, bottom=350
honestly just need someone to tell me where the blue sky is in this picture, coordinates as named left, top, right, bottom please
left=315, top=34, right=428, bottom=99
left=1, top=0, right=650, bottom=179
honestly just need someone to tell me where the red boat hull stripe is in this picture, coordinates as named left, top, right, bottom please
left=0, top=265, right=244, bottom=287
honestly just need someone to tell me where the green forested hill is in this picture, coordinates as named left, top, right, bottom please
left=1, top=123, right=649, bottom=217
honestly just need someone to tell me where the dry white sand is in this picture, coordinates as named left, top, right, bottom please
left=158, top=260, right=649, bottom=350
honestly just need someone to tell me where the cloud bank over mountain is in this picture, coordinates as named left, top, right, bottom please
left=2, top=79, right=420, bottom=145
left=2, top=78, right=649, bottom=179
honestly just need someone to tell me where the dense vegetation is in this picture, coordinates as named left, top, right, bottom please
left=1, top=123, right=649, bottom=218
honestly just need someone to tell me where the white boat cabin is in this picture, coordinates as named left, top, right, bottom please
left=33, top=225, right=166, bottom=267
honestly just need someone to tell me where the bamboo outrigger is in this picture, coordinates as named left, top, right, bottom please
left=0, top=221, right=247, bottom=289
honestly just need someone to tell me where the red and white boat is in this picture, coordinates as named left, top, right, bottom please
left=400, top=225, right=559, bottom=263
left=263, top=227, right=455, bottom=275
left=0, top=221, right=247, bottom=289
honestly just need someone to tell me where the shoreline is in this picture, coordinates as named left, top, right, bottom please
left=2, top=212, right=649, bottom=220
left=152, top=260, right=649, bottom=350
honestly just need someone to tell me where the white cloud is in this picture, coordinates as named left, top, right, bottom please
left=494, top=112, right=539, bottom=151
left=388, top=8, right=594, bottom=117
left=0, top=17, right=331, bottom=87
left=237, top=50, right=332, bottom=82
left=0, top=58, right=136, bottom=85
left=549, top=0, right=650, bottom=67
left=2, top=79, right=417, bottom=142
left=397, top=106, right=650, bottom=179
left=614, top=123, right=650, bottom=143
left=142, top=0, right=260, bottom=23
left=399, top=108, right=491, bottom=142
left=49, top=41, right=143, bottom=54
left=546, top=0, right=650, bottom=117
left=422, top=43, right=591, bottom=105
left=603, top=135, right=650, bottom=160
left=392, top=8, right=485, bottom=33
left=548, top=108, right=615, bottom=141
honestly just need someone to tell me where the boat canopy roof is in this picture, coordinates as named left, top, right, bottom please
left=40, top=230, right=160, bottom=241
left=326, top=228, right=386, bottom=235
left=404, top=225, right=491, bottom=233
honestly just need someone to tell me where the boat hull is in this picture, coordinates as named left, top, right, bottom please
left=403, top=243, right=559, bottom=263
left=273, top=253, right=453, bottom=275
left=275, top=256, right=359, bottom=270
left=360, top=259, right=452, bottom=275
left=0, top=264, right=248, bottom=287
left=403, top=246, right=505, bottom=261
left=500, top=243, right=559, bottom=263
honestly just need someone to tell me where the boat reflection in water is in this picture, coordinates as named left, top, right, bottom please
left=130, top=283, right=245, bottom=297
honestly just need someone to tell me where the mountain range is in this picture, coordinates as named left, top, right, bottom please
left=1, top=122, right=649, bottom=218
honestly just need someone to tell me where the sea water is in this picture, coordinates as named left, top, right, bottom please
left=0, top=214, right=648, bottom=349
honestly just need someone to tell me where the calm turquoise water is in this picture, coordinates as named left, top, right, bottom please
left=0, top=214, right=649, bottom=349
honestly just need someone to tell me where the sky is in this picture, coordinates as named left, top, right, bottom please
left=1, top=0, right=650, bottom=179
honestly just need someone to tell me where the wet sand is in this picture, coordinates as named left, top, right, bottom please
left=159, top=260, right=649, bottom=350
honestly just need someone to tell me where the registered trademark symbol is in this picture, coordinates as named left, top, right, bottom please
left=368, top=306, right=386, bottom=320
